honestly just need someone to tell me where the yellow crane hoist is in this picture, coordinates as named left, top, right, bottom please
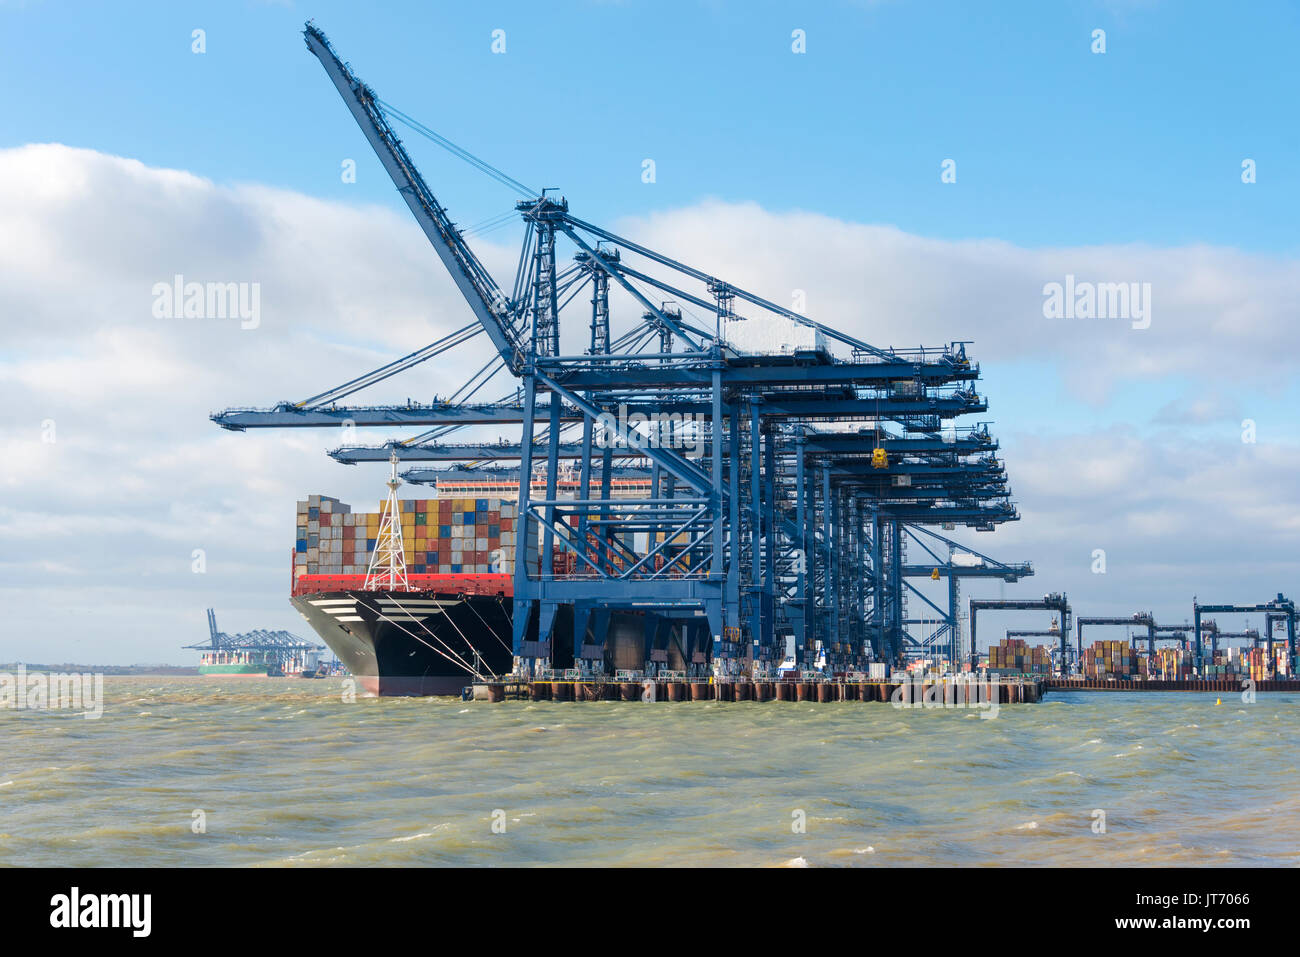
left=871, top=447, right=888, bottom=469
left=930, top=568, right=941, bottom=581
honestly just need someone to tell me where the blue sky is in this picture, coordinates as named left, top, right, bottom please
left=6, top=0, right=1297, bottom=442
left=4, top=0, right=1297, bottom=251
left=2, top=1, right=1299, bottom=661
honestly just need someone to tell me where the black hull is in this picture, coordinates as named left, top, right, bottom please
left=291, top=590, right=515, bottom=696
left=291, top=590, right=679, bottom=696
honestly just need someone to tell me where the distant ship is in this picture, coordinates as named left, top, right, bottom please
left=188, top=609, right=325, bottom=677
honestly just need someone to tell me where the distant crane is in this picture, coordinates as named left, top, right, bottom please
left=1194, top=595, right=1297, bottom=674
left=969, top=593, right=1071, bottom=673
left=1075, top=613, right=1156, bottom=663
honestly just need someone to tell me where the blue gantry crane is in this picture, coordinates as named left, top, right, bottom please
left=185, top=608, right=324, bottom=673
left=1194, top=595, right=1296, bottom=674
left=212, top=23, right=1024, bottom=678
left=1075, top=613, right=1156, bottom=663
left=968, top=594, right=1071, bottom=671
left=897, top=524, right=1032, bottom=665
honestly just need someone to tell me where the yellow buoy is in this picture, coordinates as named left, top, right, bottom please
left=1215, top=697, right=1221, bottom=706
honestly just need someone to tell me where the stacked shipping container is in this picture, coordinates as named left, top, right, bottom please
left=986, top=638, right=1051, bottom=674
left=1152, top=646, right=1191, bottom=680
left=1203, top=648, right=1245, bottom=679
left=294, top=494, right=537, bottom=579
left=1145, top=646, right=1293, bottom=680
left=1242, top=645, right=1293, bottom=681
left=1082, top=639, right=1149, bottom=678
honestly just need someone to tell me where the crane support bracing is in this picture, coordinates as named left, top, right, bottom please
left=215, top=23, right=1028, bottom=680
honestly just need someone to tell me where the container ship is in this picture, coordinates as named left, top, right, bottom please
left=188, top=609, right=325, bottom=677
left=290, top=472, right=682, bottom=696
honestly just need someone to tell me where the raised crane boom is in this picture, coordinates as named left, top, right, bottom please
left=302, top=24, right=523, bottom=373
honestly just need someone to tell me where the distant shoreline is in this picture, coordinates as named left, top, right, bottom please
left=0, top=663, right=200, bottom=676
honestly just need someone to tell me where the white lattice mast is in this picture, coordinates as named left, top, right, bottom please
left=364, top=451, right=410, bottom=591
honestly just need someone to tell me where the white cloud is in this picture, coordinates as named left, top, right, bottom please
left=2, top=144, right=1296, bottom=662
left=612, top=200, right=1300, bottom=400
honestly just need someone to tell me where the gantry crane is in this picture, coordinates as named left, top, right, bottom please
left=897, top=524, right=1032, bottom=665
left=1075, top=613, right=1156, bottom=663
left=969, top=593, right=1071, bottom=673
left=1193, top=595, right=1296, bottom=674
left=212, top=23, right=1022, bottom=678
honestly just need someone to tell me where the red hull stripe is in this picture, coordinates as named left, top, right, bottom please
left=292, top=573, right=513, bottom=598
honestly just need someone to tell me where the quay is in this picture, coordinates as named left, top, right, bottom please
left=470, top=676, right=1046, bottom=704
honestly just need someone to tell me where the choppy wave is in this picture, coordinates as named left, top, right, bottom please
left=1, top=679, right=1298, bottom=866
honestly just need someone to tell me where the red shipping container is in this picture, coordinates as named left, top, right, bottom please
left=343, top=526, right=355, bottom=539
left=501, top=518, right=513, bottom=532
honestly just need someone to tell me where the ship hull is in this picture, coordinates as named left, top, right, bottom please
left=290, top=580, right=683, bottom=696
left=291, top=588, right=515, bottom=696
left=198, top=663, right=272, bottom=676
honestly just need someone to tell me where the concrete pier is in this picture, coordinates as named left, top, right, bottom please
left=491, top=677, right=1048, bottom=704
left=1045, top=677, right=1300, bottom=693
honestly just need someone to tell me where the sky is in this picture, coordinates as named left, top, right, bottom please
left=2, top=0, right=1298, bottom=662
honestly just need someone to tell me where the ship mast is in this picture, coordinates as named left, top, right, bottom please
left=364, top=451, right=410, bottom=591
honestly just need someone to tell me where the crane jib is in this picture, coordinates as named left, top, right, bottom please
left=302, top=25, right=523, bottom=374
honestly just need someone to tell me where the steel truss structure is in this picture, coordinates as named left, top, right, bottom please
left=213, top=23, right=1029, bottom=679
left=186, top=609, right=323, bottom=655
left=1194, top=595, right=1297, bottom=676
